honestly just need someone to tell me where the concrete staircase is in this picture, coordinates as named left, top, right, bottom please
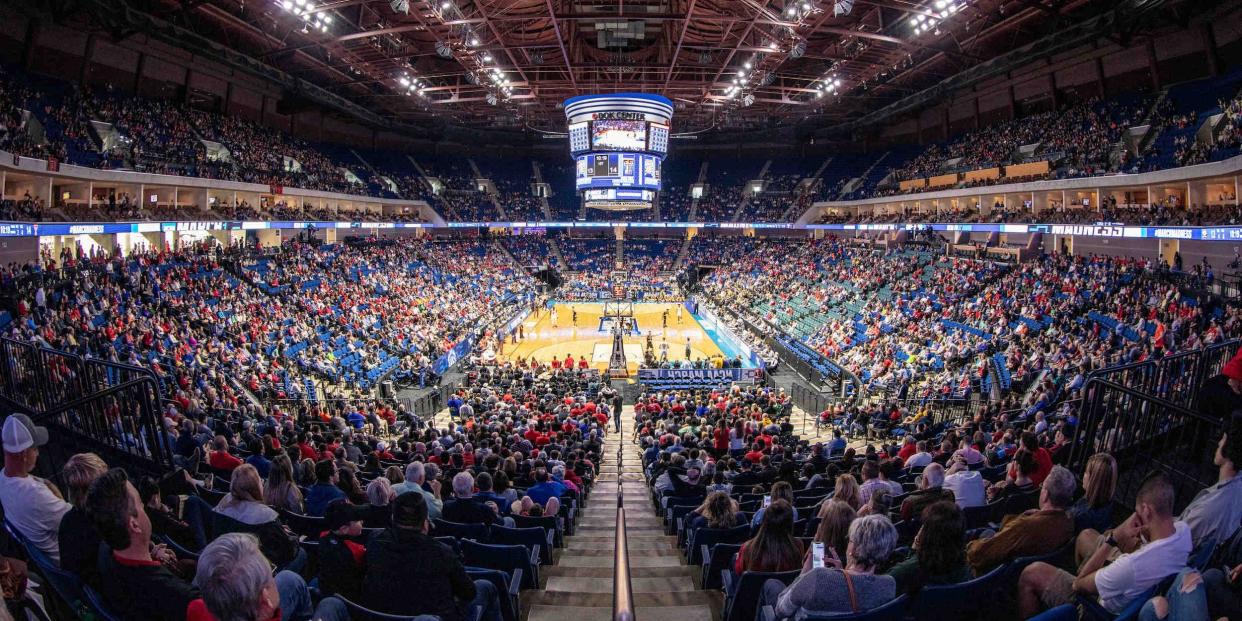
left=525, top=411, right=716, bottom=621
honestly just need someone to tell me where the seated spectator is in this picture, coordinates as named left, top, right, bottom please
left=942, top=457, right=987, bottom=509
left=442, top=471, right=504, bottom=525
left=1006, top=432, right=1053, bottom=486
left=526, top=469, right=567, bottom=507
left=762, top=514, right=898, bottom=616
left=900, top=463, right=955, bottom=522
left=364, top=478, right=396, bottom=528
left=214, top=464, right=279, bottom=526
left=88, top=469, right=199, bottom=621
left=688, top=491, right=743, bottom=532
left=834, top=474, right=863, bottom=512
left=304, top=460, right=346, bottom=517
left=1018, top=473, right=1193, bottom=618
left=811, top=500, right=857, bottom=563
left=207, top=436, right=242, bottom=472
left=262, top=454, right=304, bottom=515
left=0, top=414, right=71, bottom=564
left=392, top=461, right=443, bottom=521
left=1069, top=453, right=1117, bottom=535
left=903, top=440, right=934, bottom=469
left=987, top=449, right=1039, bottom=503
left=858, top=461, right=887, bottom=505
left=361, top=491, right=502, bottom=621
left=188, top=532, right=346, bottom=621
left=138, top=475, right=210, bottom=551
left=751, top=481, right=797, bottom=528
left=1176, top=425, right=1241, bottom=553
left=966, top=464, right=1077, bottom=574
left=57, top=452, right=108, bottom=587
left=317, top=500, right=368, bottom=601
left=735, top=500, right=804, bottom=574
left=886, top=501, right=972, bottom=594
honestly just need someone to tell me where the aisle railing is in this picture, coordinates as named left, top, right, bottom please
left=613, top=425, right=635, bottom=621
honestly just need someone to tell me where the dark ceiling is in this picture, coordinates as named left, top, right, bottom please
left=64, top=0, right=1213, bottom=135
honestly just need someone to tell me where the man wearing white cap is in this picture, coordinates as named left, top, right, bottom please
left=0, top=413, right=71, bottom=563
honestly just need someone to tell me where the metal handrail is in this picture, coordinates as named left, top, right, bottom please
left=613, top=437, right=635, bottom=621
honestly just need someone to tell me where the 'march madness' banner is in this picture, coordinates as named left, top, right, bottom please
left=637, top=368, right=762, bottom=383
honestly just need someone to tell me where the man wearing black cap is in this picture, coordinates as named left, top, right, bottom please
left=318, top=500, right=368, bottom=602
left=362, top=491, right=502, bottom=621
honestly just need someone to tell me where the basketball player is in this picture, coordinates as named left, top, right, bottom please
left=685, top=337, right=692, bottom=361
left=662, top=310, right=668, bottom=329
left=550, top=306, right=558, bottom=327
left=572, top=307, right=578, bottom=326
left=676, top=304, right=683, bottom=324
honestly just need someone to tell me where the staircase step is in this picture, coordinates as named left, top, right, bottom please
left=545, top=576, right=695, bottom=594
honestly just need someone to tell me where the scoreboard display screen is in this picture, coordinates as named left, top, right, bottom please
left=576, top=153, right=662, bottom=190
left=590, top=119, right=648, bottom=151
left=647, top=123, right=669, bottom=153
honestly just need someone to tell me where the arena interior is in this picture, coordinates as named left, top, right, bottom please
left=2, top=0, right=1242, bottom=620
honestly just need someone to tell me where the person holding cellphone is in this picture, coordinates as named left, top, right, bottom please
left=760, top=514, right=898, bottom=618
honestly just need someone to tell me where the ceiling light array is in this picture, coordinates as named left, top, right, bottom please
left=911, top=0, right=964, bottom=36
left=725, top=57, right=759, bottom=99
left=279, top=0, right=332, bottom=33
left=784, top=1, right=814, bottom=20
left=397, top=73, right=428, bottom=98
left=814, top=74, right=842, bottom=98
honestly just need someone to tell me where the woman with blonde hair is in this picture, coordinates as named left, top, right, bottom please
left=812, top=500, right=857, bottom=565
left=1069, top=452, right=1116, bottom=534
left=58, top=453, right=109, bottom=583
left=833, top=473, right=863, bottom=511
left=215, top=464, right=278, bottom=525
left=264, top=454, right=304, bottom=514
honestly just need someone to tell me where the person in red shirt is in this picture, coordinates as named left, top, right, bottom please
left=713, top=425, right=729, bottom=456
left=744, top=442, right=765, bottom=464
left=896, top=436, right=918, bottom=463
left=1008, top=431, right=1053, bottom=486
left=297, top=433, right=318, bottom=461
left=207, top=436, right=242, bottom=471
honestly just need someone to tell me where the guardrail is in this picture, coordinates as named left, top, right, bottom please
left=613, top=431, right=635, bottom=621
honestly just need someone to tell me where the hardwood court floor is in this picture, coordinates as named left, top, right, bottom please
left=499, top=303, right=726, bottom=374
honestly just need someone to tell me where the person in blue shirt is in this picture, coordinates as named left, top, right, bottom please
left=304, top=460, right=347, bottom=516
left=446, top=395, right=463, bottom=419
left=827, top=429, right=848, bottom=457
left=526, top=470, right=566, bottom=507
left=244, top=439, right=272, bottom=479
left=347, top=410, right=366, bottom=430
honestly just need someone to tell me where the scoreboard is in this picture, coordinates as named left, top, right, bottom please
left=564, top=93, right=673, bottom=209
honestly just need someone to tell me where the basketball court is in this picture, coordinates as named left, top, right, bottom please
left=499, top=302, right=728, bottom=374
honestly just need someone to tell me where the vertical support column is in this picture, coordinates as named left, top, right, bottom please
left=22, top=20, right=40, bottom=72
left=1094, top=55, right=1106, bottom=97
left=80, top=33, right=96, bottom=86
left=1146, top=38, right=1161, bottom=90
left=133, top=53, right=146, bottom=96
left=1203, top=23, right=1220, bottom=77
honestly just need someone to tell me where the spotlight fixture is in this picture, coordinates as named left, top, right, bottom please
left=277, top=0, right=331, bottom=33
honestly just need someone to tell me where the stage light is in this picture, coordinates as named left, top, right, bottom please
left=737, top=69, right=745, bottom=76
left=935, top=0, right=947, bottom=8
left=787, top=6, right=796, bottom=16
left=469, top=36, right=480, bottom=46
left=441, top=0, right=451, bottom=9
left=323, top=15, right=331, bottom=23
left=482, top=54, right=493, bottom=62
left=743, top=61, right=752, bottom=69
left=833, top=0, right=853, bottom=16
left=399, top=77, right=411, bottom=86
left=768, top=42, right=779, bottom=50
left=282, top=0, right=293, bottom=9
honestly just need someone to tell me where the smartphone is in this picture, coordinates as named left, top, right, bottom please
left=812, top=542, right=826, bottom=569
left=763, top=495, right=772, bottom=508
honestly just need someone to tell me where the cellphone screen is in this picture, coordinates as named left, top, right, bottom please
left=763, top=495, right=771, bottom=508
left=812, top=542, right=825, bottom=569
